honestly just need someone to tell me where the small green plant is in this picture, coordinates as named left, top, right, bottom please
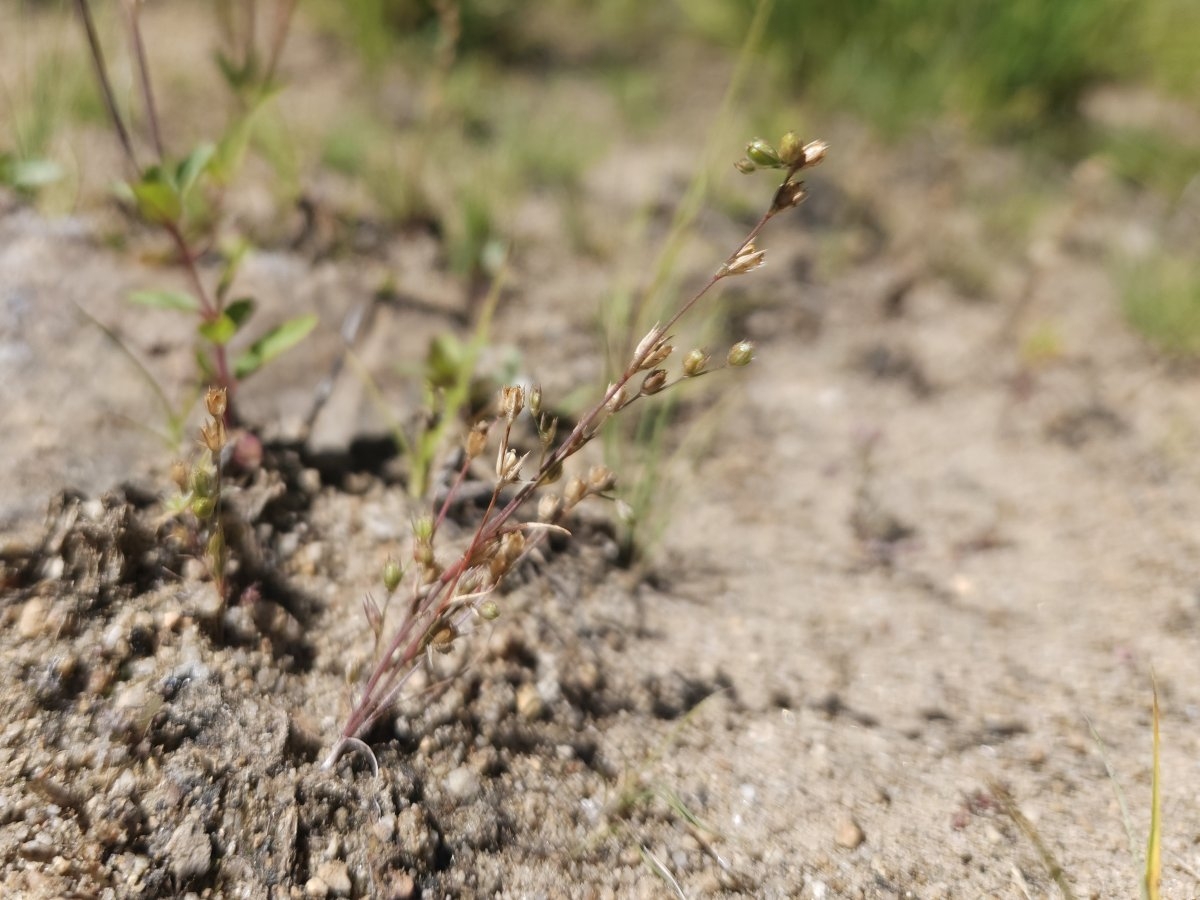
left=1123, top=251, right=1200, bottom=358
left=582, top=697, right=741, bottom=898
left=351, top=273, right=510, bottom=500
left=167, top=387, right=233, bottom=608
left=321, top=132, right=828, bottom=769
left=74, top=0, right=313, bottom=433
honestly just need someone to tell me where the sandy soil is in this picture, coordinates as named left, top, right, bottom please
left=3, top=8, right=1200, bottom=900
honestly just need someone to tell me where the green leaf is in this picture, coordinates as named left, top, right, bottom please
left=224, top=297, right=256, bottom=328
left=199, top=315, right=237, bottom=346
left=234, top=313, right=318, bottom=379
left=197, top=299, right=256, bottom=346
left=128, top=289, right=199, bottom=311
left=130, top=170, right=182, bottom=225
left=175, top=143, right=215, bottom=200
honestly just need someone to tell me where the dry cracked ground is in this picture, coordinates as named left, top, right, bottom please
left=2, top=16, right=1200, bottom=900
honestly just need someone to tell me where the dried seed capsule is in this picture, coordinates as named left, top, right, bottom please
left=802, top=140, right=829, bottom=168
left=587, top=464, right=616, bottom=493
left=466, top=421, right=489, bottom=460
left=565, top=476, right=587, bottom=507
left=723, top=241, right=766, bottom=276
left=499, top=385, right=524, bottom=421
left=205, top=386, right=227, bottom=418
left=538, top=493, right=563, bottom=523
left=362, top=594, right=383, bottom=634
left=641, top=368, right=668, bottom=396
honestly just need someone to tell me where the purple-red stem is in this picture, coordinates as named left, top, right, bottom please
left=325, top=171, right=798, bottom=766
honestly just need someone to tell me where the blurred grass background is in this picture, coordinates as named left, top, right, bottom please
left=2, top=0, right=1198, bottom=351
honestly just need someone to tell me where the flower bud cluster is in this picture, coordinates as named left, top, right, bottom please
left=735, top=133, right=828, bottom=174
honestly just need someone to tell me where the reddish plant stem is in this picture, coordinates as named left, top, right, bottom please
left=123, top=0, right=165, bottom=163
left=324, top=169, right=801, bottom=768
left=75, top=0, right=139, bottom=174
left=163, top=222, right=236, bottom=420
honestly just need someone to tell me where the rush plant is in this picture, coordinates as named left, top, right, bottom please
left=322, top=132, right=828, bottom=769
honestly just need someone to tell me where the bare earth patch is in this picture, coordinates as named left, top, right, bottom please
left=2, top=64, right=1199, bottom=900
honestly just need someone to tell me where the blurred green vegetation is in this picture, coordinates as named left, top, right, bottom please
left=686, top=0, right=1199, bottom=139
left=1123, top=253, right=1200, bottom=358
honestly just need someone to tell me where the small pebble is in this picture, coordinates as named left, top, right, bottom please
left=835, top=817, right=865, bottom=849
left=515, top=682, right=544, bottom=720
left=165, top=817, right=212, bottom=881
left=17, top=597, right=49, bottom=639
left=444, top=766, right=480, bottom=801
left=314, top=860, right=351, bottom=897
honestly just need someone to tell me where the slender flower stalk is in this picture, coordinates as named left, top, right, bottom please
left=322, top=134, right=827, bottom=769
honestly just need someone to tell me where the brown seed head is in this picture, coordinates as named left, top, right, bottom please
left=605, top=383, right=629, bottom=413
left=429, top=624, right=457, bottom=654
left=528, top=384, right=543, bottom=417
left=466, top=421, right=489, bottom=460
left=634, top=325, right=666, bottom=363
left=496, top=448, right=525, bottom=483
left=538, top=493, right=563, bottom=523
left=564, top=476, right=587, bottom=508
left=802, top=139, right=828, bottom=168
left=200, top=419, right=226, bottom=454
left=587, top=464, right=616, bottom=493
left=641, top=342, right=673, bottom=370
left=500, top=530, right=525, bottom=564
left=722, top=241, right=766, bottom=276
left=640, top=368, right=668, bottom=396
left=771, top=180, right=808, bottom=214
left=500, top=385, right=524, bottom=422
left=205, top=386, right=227, bottom=419
left=361, top=594, right=383, bottom=635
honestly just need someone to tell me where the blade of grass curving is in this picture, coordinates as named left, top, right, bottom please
left=638, top=844, right=688, bottom=900
left=1143, top=679, right=1162, bottom=900
left=600, top=0, right=774, bottom=564
left=990, top=780, right=1077, bottom=900
left=72, top=300, right=188, bottom=447
left=634, top=0, right=775, bottom=331
left=1085, top=714, right=1139, bottom=866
